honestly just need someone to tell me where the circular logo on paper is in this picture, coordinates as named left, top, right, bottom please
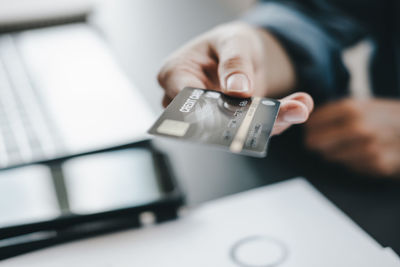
left=230, top=236, right=288, bottom=267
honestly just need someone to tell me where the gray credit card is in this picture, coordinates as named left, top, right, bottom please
left=148, top=87, right=280, bottom=157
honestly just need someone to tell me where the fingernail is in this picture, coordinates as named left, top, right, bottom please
left=283, top=107, right=307, bottom=123
left=226, top=73, right=249, bottom=93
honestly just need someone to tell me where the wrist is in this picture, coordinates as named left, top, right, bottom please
left=256, top=28, right=296, bottom=97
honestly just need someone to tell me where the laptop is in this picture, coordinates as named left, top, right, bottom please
left=0, top=20, right=155, bottom=169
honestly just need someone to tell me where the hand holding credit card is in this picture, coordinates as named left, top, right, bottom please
left=156, top=24, right=314, bottom=156
left=149, top=87, right=303, bottom=157
left=155, top=23, right=314, bottom=155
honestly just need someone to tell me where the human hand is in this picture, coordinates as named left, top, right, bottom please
left=157, top=22, right=313, bottom=135
left=305, top=98, right=400, bottom=178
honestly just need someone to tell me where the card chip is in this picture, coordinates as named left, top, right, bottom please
left=157, top=119, right=190, bottom=137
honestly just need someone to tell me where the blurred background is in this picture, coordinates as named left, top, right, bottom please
left=1, top=0, right=398, bottom=261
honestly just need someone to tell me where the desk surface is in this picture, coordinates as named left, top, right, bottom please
left=92, top=0, right=400, bottom=253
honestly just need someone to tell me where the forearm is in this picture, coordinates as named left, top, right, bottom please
left=256, top=27, right=296, bottom=98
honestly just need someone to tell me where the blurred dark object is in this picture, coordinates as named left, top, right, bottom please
left=0, top=140, right=184, bottom=259
left=247, top=0, right=400, bottom=104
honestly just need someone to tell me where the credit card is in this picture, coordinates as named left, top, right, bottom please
left=148, top=87, right=280, bottom=157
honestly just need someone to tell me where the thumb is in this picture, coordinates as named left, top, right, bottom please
left=216, top=37, right=255, bottom=98
left=272, top=92, right=314, bottom=135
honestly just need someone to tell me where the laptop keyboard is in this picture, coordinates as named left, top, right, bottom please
left=0, top=35, right=63, bottom=168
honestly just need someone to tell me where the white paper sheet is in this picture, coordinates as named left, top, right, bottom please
left=382, top=247, right=400, bottom=267
left=2, top=178, right=398, bottom=266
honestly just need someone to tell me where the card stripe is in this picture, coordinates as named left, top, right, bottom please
left=229, top=97, right=261, bottom=153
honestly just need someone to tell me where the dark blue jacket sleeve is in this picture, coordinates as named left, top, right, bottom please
left=243, top=0, right=369, bottom=104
